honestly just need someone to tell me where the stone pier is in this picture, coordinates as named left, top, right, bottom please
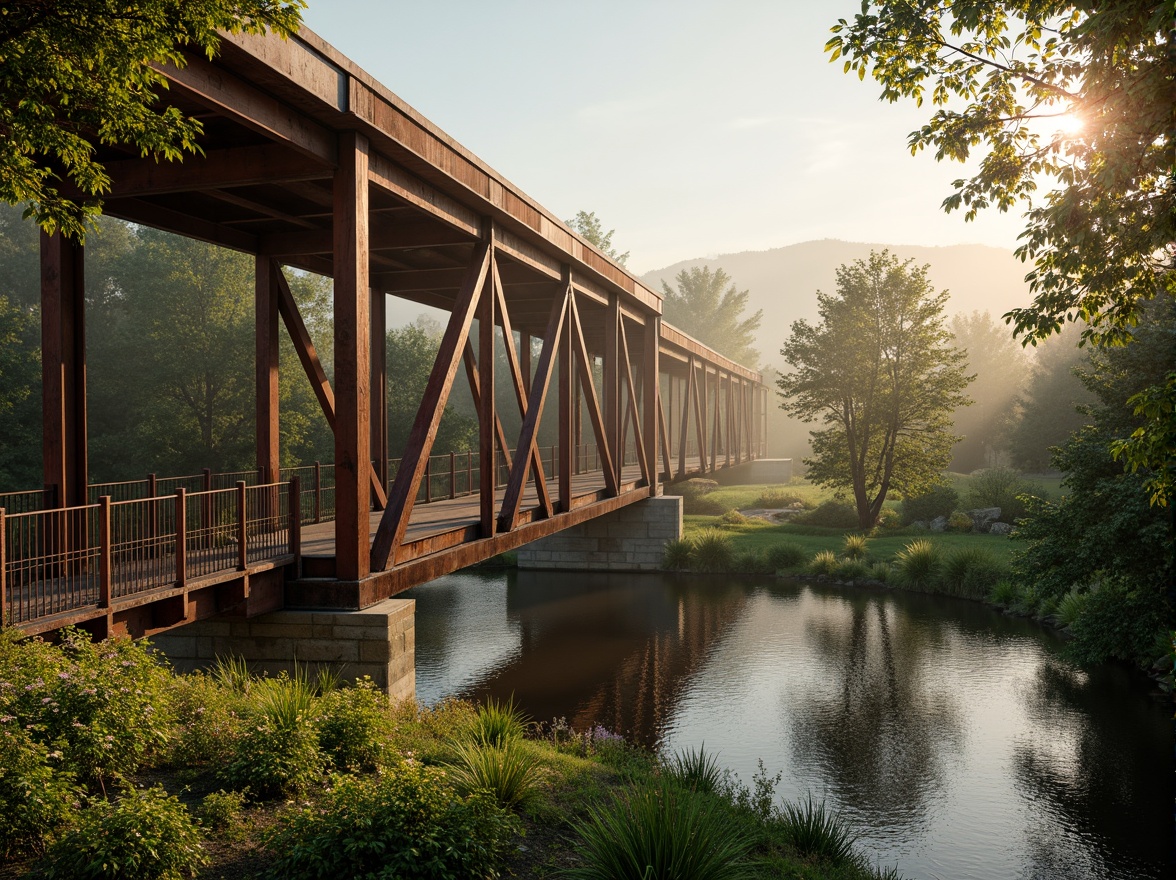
left=516, top=495, right=682, bottom=571
left=152, top=597, right=415, bottom=701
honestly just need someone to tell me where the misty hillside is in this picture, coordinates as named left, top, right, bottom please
left=642, top=239, right=1034, bottom=367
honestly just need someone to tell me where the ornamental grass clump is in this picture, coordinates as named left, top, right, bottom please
left=691, top=529, right=735, bottom=573
left=43, top=785, right=208, bottom=880
left=222, top=674, right=324, bottom=800
left=444, top=736, right=545, bottom=810
left=841, top=533, right=870, bottom=560
left=808, top=550, right=839, bottom=576
left=469, top=695, right=528, bottom=747
left=778, top=794, right=859, bottom=866
left=662, top=538, right=694, bottom=571
left=764, top=541, right=806, bottom=571
left=565, top=779, right=757, bottom=880
left=941, top=547, right=1002, bottom=599
left=834, top=559, right=871, bottom=582
left=663, top=745, right=722, bottom=795
left=732, top=550, right=772, bottom=574
left=1056, top=588, right=1088, bottom=628
left=868, top=561, right=892, bottom=583
left=892, top=539, right=942, bottom=590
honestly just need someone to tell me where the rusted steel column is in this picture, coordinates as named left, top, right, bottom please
left=603, top=293, right=620, bottom=488
left=40, top=232, right=88, bottom=508
left=175, top=488, right=187, bottom=589
left=98, top=496, right=111, bottom=608
left=255, top=256, right=280, bottom=484
left=643, top=317, right=659, bottom=495
left=371, top=291, right=388, bottom=506
left=558, top=271, right=573, bottom=511
left=333, top=131, right=372, bottom=581
left=236, top=482, right=248, bottom=571
left=478, top=242, right=496, bottom=538
left=0, top=507, right=7, bottom=627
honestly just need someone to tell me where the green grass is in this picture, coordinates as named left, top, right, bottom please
left=683, top=514, right=1017, bottom=568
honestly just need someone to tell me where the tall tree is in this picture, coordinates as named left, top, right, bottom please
left=778, top=251, right=973, bottom=529
left=948, top=310, right=1029, bottom=471
left=660, top=266, right=763, bottom=366
left=565, top=210, right=629, bottom=266
left=0, top=0, right=304, bottom=241
left=827, top=1, right=1175, bottom=502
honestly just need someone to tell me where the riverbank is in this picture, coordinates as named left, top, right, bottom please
left=0, top=629, right=903, bottom=880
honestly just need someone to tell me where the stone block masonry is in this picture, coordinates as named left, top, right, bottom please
left=517, top=496, right=682, bottom=572
left=152, top=597, right=415, bottom=701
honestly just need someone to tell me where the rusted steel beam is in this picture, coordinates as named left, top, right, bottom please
left=461, top=342, right=514, bottom=475
left=558, top=273, right=573, bottom=512
left=102, top=145, right=329, bottom=198
left=256, top=257, right=280, bottom=484
left=693, top=359, right=708, bottom=475
left=643, top=317, right=660, bottom=494
left=568, top=294, right=617, bottom=496
left=678, top=360, right=692, bottom=480
left=368, top=151, right=479, bottom=237
left=103, top=197, right=260, bottom=256
left=370, top=240, right=492, bottom=571
left=262, top=221, right=472, bottom=257
left=371, top=292, right=388, bottom=507
left=499, top=287, right=567, bottom=531
left=478, top=244, right=497, bottom=538
left=603, top=294, right=620, bottom=490
left=618, top=319, right=649, bottom=485
left=492, top=265, right=552, bottom=522
left=41, top=233, right=88, bottom=508
left=333, top=131, right=372, bottom=581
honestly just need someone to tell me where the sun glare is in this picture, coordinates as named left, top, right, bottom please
left=1052, top=111, right=1086, bottom=137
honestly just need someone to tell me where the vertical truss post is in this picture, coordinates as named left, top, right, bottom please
left=333, top=131, right=372, bottom=581
left=371, top=291, right=388, bottom=507
left=255, top=256, right=280, bottom=485
left=40, top=232, right=88, bottom=508
left=478, top=241, right=497, bottom=538
left=604, top=294, right=620, bottom=488
left=558, top=271, right=573, bottom=511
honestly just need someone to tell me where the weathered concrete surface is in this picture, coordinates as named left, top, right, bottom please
left=516, top=496, right=682, bottom=572
left=153, top=597, right=415, bottom=701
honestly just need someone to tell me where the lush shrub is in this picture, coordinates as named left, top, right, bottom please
left=1067, top=576, right=1170, bottom=667
left=444, top=737, right=544, bottom=810
left=947, top=511, right=975, bottom=533
left=0, top=630, right=173, bottom=788
left=662, top=538, right=694, bottom=571
left=834, top=560, right=871, bottom=581
left=754, top=489, right=806, bottom=509
left=778, top=794, right=859, bottom=865
left=663, top=745, right=722, bottom=795
left=842, top=533, right=870, bottom=560
left=940, top=547, right=1002, bottom=599
left=565, top=780, right=757, bottom=880
left=796, top=499, right=859, bottom=528
left=265, top=763, right=520, bottom=880
left=691, top=529, right=734, bottom=573
left=469, top=695, right=528, bottom=747
left=196, top=789, right=247, bottom=836
left=44, top=786, right=207, bottom=880
left=868, top=562, right=892, bottom=583
left=764, top=542, right=807, bottom=570
left=167, top=672, right=244, bottom=768
left=892, top=539, right=942, bottom=590
left=965, top=467, right=1046, bottom=523
left=808, top=550, right=839, bottom=576
left=718, top=508, right=750, bottom=526
left=318, top=678, right=390, bottom=771
left=875, top=506, right=902, bottom=530
left=0, top=722, right=81, bottom=859
left=221, top=675, right=323, bottom=799
left=900, top=485, right=959, bottom=524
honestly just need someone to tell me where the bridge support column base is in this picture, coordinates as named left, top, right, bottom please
left=152, top=597, right=415, bottom=700
left=516, top=496, right=682, bottom=572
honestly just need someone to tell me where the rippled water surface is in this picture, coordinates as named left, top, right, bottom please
left=403, top=570, right=1172, bottom=880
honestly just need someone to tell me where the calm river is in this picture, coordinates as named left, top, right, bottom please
left=402, top=570, right=1172, bottom=880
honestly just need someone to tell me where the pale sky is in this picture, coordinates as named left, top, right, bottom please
left=303, top=1, right=1027, bottom=274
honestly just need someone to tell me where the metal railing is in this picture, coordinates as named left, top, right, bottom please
left=1, top=480, right=299, bottom=629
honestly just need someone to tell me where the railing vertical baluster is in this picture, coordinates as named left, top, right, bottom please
left=98, top=497, right=112, bottom=610
left=424, top=457, right=432, bottom=503
left=236, top=482, right=247, bottom=571
left=0, top=507, right=6, bottom=627
left=175, top=488, right=187, bottom=589
left=449, top=452, right=456, bottom=500
left=201, top=469, right=212, bottom=550
left=289, top=476, right=301, bottom=576
left=314, top=460, right=322, bottom=524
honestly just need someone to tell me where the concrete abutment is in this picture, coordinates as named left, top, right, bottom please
left=516, top=496, right=683, bottom=571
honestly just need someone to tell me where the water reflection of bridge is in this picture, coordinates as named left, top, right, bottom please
left=413, top=570, right=750, bottom=747
left=2, top=24, right=767, bottom=638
